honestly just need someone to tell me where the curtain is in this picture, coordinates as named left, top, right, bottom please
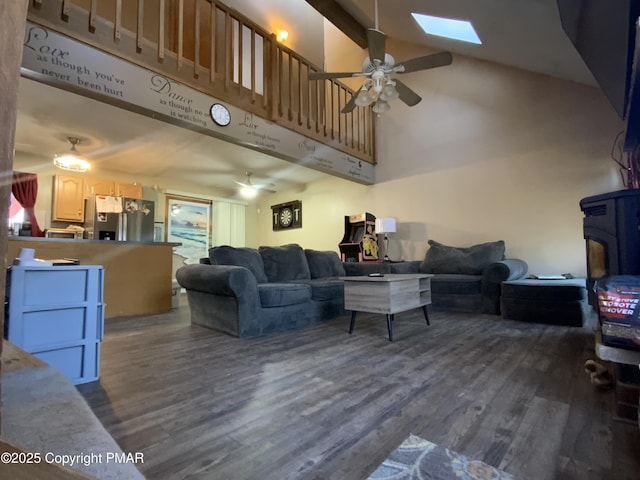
left=212, top=201, right=246, bottom=247
left=12, top=171, right=44, bottom=237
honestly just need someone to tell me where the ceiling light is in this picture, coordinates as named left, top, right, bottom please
left=276, top=29, right=289, bottom=43
left=53, top=137, right=91, bottom=172
left=240, top=186, right=257, bottom=198
left=411, top=13, right=482, bottom=45
left=372, top=99, right=390, bottom=114
left=379, top=81, right=399, bottom=101
left=355, top=85, right=375, bottom=107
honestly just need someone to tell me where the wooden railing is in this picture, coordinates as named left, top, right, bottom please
left=27, top=0, right=375, bottom=163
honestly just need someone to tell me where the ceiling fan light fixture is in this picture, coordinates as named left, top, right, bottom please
left=373, top=99, right=390, bottom=114
left=53, top=137, right=91, bottom=172
left=240, top=185, right=257, bottom=198
left=379, top=81, right=399, bottom=101
left=355, top=86, right=375, bottom=107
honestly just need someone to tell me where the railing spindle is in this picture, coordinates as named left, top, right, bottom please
left=158, top=0, right=165, bottom=60
left=298, top=59, right=303, bottom=126
left=136, top=0, right=144, bottom=52
left=194, top=0, right=200, bottom=78
left=210, top=3, right=216, bottom=83
left=238, top=19, right=243, bottom=93
left=89, top=0, right=97, bottom=30
left=287, top=52, right=293, bottom=121
left=250, top=29, right=256, bottom=103
left=114, top=0, right=122, bottom=41
left=177, top=0, right=183, bottom=68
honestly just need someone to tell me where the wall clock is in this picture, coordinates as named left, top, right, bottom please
left=210, top=103, right=231, bottom=126
left=272, top=201, right=302, bottom=230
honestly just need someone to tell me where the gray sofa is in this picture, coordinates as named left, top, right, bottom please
left=177, top=244, right=359, bottom=337
left=176, top=240, right=528, bottom=338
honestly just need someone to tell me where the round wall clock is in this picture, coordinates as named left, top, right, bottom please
left=210, top=103, right=231, bottom=126
left=279, top=207, right=293, bottom=227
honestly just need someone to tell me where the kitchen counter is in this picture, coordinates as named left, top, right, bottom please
left=9, top=235, right=181, bottom=247
left=7, top=237, right=181, bottom=318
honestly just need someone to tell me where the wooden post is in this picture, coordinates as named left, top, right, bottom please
left=0, top=0, right=29, bottom=434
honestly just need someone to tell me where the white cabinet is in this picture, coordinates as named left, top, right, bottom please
left=5, top=265, right=105, bottom=385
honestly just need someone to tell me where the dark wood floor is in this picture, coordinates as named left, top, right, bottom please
left=77, top=297, right=640, bottom=480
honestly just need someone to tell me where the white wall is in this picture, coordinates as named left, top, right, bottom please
left=225, top=0, right=325, bottom=67
left=251, top=37, right=624, bottom=278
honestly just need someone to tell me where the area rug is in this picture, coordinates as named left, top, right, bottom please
left=368, top=434, right=515, bottom=480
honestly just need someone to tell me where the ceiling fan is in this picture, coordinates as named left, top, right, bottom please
left=234, top=171, right=276, bottom=197
left=309, top=0, right=452, bottom=114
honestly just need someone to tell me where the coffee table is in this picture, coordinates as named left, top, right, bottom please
left=342, top=273, right=433, bottom=341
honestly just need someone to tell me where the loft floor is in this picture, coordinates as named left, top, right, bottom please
left=77, top=299, right=640, bottom=480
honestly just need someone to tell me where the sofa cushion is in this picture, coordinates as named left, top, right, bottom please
left=297, top=278, right=344, bottom=301
left=304, top=249, right=346, bottom=279
left=258, top=283, right=312, bottom=307
left=430, top=274, right=482, bottom=295
left=259, top=244, right=311, bottom=282
left=209, top=246, right=268, bottom=283
left=419, top=240, right=505, bottom=275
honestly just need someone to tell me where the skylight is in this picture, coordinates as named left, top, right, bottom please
left=411, top=13, right=482, bottom=45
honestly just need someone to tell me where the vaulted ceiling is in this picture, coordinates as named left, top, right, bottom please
left=309, top=0, right=595, bottom=86
left=15, top=0, right=609, bottom=198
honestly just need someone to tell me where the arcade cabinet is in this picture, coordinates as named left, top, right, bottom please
left=339, top=212, right=379, bottom=262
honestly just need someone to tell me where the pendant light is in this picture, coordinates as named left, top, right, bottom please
left=53, top=137, right=91, bottom=172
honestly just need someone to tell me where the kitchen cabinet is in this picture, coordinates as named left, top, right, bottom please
left=53, top=176, right=145, bottom=223
left=115, top=181, right=143, bottom=198
left=5, top=265, right=105, bottom=385
left=84, top=177, right=114, bottom=197
left=52, top=174, right=84, bottom=222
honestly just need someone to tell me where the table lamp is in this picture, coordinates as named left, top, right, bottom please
left=375, top=217, right=396, bottom=262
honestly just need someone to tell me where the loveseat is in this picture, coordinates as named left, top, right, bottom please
left=411, top=240, right=528, bottom=314
left=176, top=240, right=527, bottom=338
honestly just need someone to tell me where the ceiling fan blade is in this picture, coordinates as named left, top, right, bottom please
left=397, top=51, right=453, bottom=74
left=309, top=71, right=361, bottom=80
left=341, top=92, right=359, bottom=113
left=367, top=28, right=386, bottom=64
left=394, top=79, right=422, bottom=107
left=234, top=180, right=250, bottom=188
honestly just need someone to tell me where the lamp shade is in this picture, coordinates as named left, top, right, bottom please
left=375, top=217, right=396, bottom=234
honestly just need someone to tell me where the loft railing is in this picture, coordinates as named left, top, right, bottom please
left=26, top=0, right=375, bottom=164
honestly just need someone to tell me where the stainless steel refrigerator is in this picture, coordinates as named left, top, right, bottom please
left=84, top=195, right=155, bottom=242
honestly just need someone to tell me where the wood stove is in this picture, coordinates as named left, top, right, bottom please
left=580, top=189, right=640, bottom=305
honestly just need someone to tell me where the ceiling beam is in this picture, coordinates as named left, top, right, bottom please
left=305, top=0, right=368, bottom=49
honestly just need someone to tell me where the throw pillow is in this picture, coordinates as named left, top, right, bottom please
left=304, top=249, right=346, bottom=279
left=419, top=240, right=505, bottom=275
left=259, top=244, right=311, bottom=282
left=209, top=246, right=268, bottom=283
